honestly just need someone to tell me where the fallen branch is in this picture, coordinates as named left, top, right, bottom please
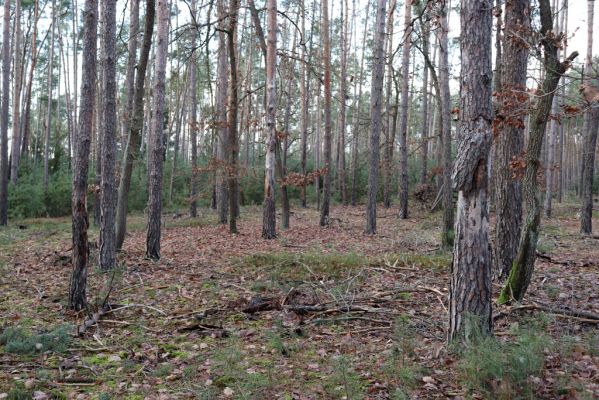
left=495, top=302, right=599, bottom=324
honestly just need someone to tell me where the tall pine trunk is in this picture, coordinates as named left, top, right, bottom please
left=397, top=0, right=411, bottom=219
left=146, top=0, right=169, bottom=260
left=449, top=0, right=494, bottom=342
left=189, top=0, right=199, bottom=218
left=0, top=0, right=11, bottom=225
left=10, top=0, right=22, bottom=184
left=262, top=0, right=278, bottom=239
left=499, top=0, right=578, bottom=303
left=115, top=0, right=155, bottom=251
left=228, top=0, right=240, bottom=233
left=320, top=0, right=332, bottom=226
left=366, top=0, right=387, bottom=234
left=99, top=0, right=118, bottom=270
left=69, top=0, right=98, bottom=311
left=492, top=0, right=529, bottom=278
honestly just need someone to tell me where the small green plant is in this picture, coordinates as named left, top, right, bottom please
left=458, top=318, right=550, bottom=399
left=6, top=383, right=32, bottom=400
left=152, top=363, right=174, bottom=377
left=324, top=355, right=365, bottom=400
left=543, top=284, right=560, bottom=300
left=0, top=325, right=71, bottom=355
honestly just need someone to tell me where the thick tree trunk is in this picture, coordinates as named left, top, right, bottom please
left=146, top=0, right=168, bottom=260
left=449, top=0, right=494, bottom=343
left=397, top=0, right=411, bottom=219
left=0, top=0, right=11, bottom=225
left=366, top=0, right=387, bottom=234
left=320, top=0, right=332, bottom=226
left=492, top=0, right=529, bottom=278
left=99, top=0, right=118, bottom=271
left=115, top=0, right=155, bottom=251
left=262, top=0, right=278, bottom=239
left=499, top=0, right=578, bottom=304
left=69, top=0, right=97, bottom=311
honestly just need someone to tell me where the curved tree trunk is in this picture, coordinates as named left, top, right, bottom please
left=499, top=0, right=578, bottom=304
left=115, top=0, right=155, bottom=251
left=449, top=0, right=494, bottom=343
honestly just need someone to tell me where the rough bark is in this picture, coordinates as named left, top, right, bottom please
left=228, top=0, right=240, bottom=233
left=449, top=0, right=494, bottom=343
left=492, top=0, right=529, bottom=278
left=419, top=13, right=430, bottom=185
left=397, top=0, right=412, bottom=219
left=320, top=0, right=332, bottom=226
left=44, top=0, right=56, bottom=189
left=262, top=0, right=277, bottom=239
left=383, top=0, right=396, bottom=208
left=439, top=2, right=454, bottom=249
left=350, top=0, right=370, bottom=206
left=10, top=0, right=22, bottom=184
left=115, top=0, right=155, bottom=251
left=146, top=0, right=168, bottom=260
left=338, top=0, right=349, bottom=204
left=99, top=0, right=118, bottom=271
left=299, top=0, right=309, bottom=208
left=20, top=0, right=39, bottom=159
left=366, top=0, right=387, bottom=234
left=581, top=0, right=597, bottom=235
left=0, top=0, right=11, bottom=225
left=189, top=0, right=199, bottom=218
left=216, top=0, right=229, bottom=225
left=499, top=0, right=578, bottom=304
left=69, top=0, right=97, bottom=311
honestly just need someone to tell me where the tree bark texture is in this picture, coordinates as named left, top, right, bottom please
left=320, top=0, right=332, bottom=226
left=0, top=0, right=11, bottom=226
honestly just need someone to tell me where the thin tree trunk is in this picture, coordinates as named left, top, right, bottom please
left=122, top=0, right=139, bottom=163
left=338, top=0, right=349, bottom=204
left=366, top=0, right=387, bottom=234
left=499, top=0, right=578, bottom=303
left=216, top=0, right=229, bottom=225
left=69, top=0, right=97, bottom=311
left=397, top=0, right=411, bottom=219
left=320, top=0, right=332, bottom=226
left=580, top=0, right=598, bottom=235
left=0, top=0, right=11, bottom=225
left=189, top=0, right=199, bottom=218
left=115, top=0, right=155, bottom=251
left=262, top=0, right=277, bottom=239
left=99, top=0, right=118, bottom=270
left=299, top=0, right=309, bottom=208
left=44, top=0, right=57, bottom=189
left=146, top=0, right=168, bottom=260
left=10, top=0, right=22, bottom=184
left=449, top=0, right=494, bottom=342
left=228, top=0, right=240, bottom=233
left=419, top=14, right=430, bottom=185
left=439, top=2, right=454, bottom=249
left=382, top=0, right=396, bottom=208
left=20, top=0, right=39, bottom=160
left=351, top=0, right=370, bottom=206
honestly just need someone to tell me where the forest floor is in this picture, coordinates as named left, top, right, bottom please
left=0, top=200, right=598, bottom=399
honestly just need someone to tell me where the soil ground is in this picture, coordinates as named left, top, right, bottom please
left=0, top=201, right=598, bottom=399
